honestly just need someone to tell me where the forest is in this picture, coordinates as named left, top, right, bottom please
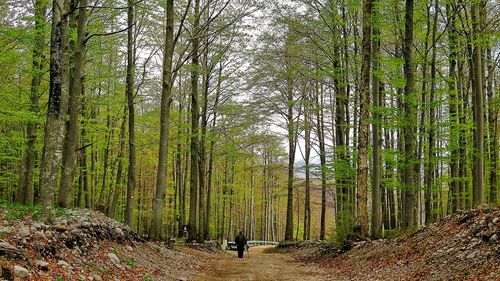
left=0, top=0, right=498, bottom=246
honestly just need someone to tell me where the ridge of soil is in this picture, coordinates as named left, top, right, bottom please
left=0, top=208, right=221, bottom=280
left=278, top=208, right=499, bottom=280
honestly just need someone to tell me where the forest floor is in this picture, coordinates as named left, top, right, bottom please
left=276, top=208, right=499, bottom=280
left=0, top=205, right=498, bottom=280
left=192, top=246, right=328, bottom=281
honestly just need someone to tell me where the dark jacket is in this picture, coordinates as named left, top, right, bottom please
left=235, top=233, right=247, bottom=250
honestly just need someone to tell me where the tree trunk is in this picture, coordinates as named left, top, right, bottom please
left=303, top=91, right=311, bottom=241
left=356, top=0, right=373, bottom=237
left=402, top=0, right=417, bottom=229
left=17, top=0, right=48, bottom=205
left=317, top=80, right=327, bottom=240
left=59, top=0, right=87, bottom=208
left=446, top=2, right=459, bottom=213
left=371, top=1, right=382, bottom=238
left=151, top=0, right=175, bottom=240
left=486, top=47, right=498, bottom=204
left=124, top=0, right=137, bottom=228
left=425, top=0, right=439, bottom=224
left=188, top=0, right=201, bottom=242
left=108, top=105, right=126, bottom=217
left=471, top=2, right=485, bottom=207
left=284, top=73, right=295, bottom=241
left=40, top=0, right=70, bottom=221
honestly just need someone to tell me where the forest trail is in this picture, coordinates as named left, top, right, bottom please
left=192, top=246, right=329, bottom=281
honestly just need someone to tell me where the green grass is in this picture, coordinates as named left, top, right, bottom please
left=0, top=200, right=69, bottom=221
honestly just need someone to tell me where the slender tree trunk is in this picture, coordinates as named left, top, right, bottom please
left=109, top=107, right=126, bottom=218
left=284, top=75, right=295, bottom=241
left=317, top=81, right=327, bottom=240
left=17, top=0, right=47, bottom=205
left=303, top=91, right=311, bottom=241
left=151, top=0, right=175, bottom=240
left=446, top=2, right=459, bottom=213
left=59, top=0, right=87, bottom=208
left=124, top=0, right=137, bottom=228
left=371, top=1, right=382, bottom=238
left=486, top=47, right=498, bottom=204
left=425, top=0, right=439, bottom=224
left=402, top=0, right=417, bottom=229
left=471, top=2, right=485, bottom=207
left=40, top=0, right=70, bottom=221
left=356, top=0, right=373, bottom=237
left=188, top=0, right=201, bottom=242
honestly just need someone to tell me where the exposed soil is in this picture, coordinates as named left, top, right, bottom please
left=192, top=246, right=329, bottom=281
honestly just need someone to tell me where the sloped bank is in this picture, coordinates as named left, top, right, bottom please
left=277, top=208, right=499, bottom=280
left=0, top=208, right=215, bottom=280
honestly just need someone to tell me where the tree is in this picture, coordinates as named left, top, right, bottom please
left=356, top=0, right=373, bottom=237
left=39, top=0, right=70, bottom=221
left=16, top=0, right=48, bottom=205
left=125, top=0, right=137, bottom=227
left=471, top=1, right=485, bottom=207
left=402, top=0, right=417, bottom=229
left=370, top=0, right=382, bottom=239
left=58, top=0, right=88, bottom=208
left=188, top=0, right=201, bottom=242
left=151, top=0, right=175, bottom=240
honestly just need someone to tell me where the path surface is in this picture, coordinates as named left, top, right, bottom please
left=192, top=246, right=330, bottom=281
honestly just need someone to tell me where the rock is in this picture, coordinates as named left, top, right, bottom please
left=126, top=246, right=133, bottom=251
left=493, top=217, right=499, bottom=224
left=19, top=227, right=30, bottom=237
left=45, top=230, right=53, bottom=238
left=114, top=228, right=124, bottom=237
left=54, top=224, right=68, bottom=232
left=107, top=253, right=120, bottom=265
left=14, top=265, right=28, bottom=278
left=0, top=241, right=25, bottom=258
left=35, top=260, right=49, bottom=270
left=91, top=274, right=103, bottom=281
left=489, top=234, right=498, bottom=243
left=57, top=260, right=70, bottom=267
left=466, top=250, right=478, bottom=259
left=177, top=277, right=187, bottom=281
left=0, top=226, right=12, bottom=234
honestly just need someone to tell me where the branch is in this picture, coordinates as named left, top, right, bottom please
left=85, top=23, right=136, bottom=43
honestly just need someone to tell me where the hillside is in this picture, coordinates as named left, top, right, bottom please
left=0, top=207, right=219, bottom=281
left=277, top=208, right=499, bottom=280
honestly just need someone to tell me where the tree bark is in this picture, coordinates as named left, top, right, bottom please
left=356, top=0, right=373, bottom=237
left=40, top=0, right=70, bottom=221
left=17, top=0, right=48, bottom=205
left=402, top=0, right=417, bottom=229
left=151, top=0, right=175, bottom=240
left=371, top=0, right=382, bottom=238
left=425, top=0, right=439, bottom=223
left=58, top=0, right=88, bottom=208
left=124, top=0, right=137, bottom=228
left=471, top=2, right=485, bottom=207
left=188, top=0, right=201, bottom=242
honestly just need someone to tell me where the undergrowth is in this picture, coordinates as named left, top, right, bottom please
left=0, top=200, right=69, bottom=221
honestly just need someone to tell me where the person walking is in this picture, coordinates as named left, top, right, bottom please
left=234, top=231, right=248, bottom=258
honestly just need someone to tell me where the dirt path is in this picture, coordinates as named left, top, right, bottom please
left=192, top=246, right=330, bottom=281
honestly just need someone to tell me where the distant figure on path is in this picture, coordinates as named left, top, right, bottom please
left=234, top=231, right=248, bottom=258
